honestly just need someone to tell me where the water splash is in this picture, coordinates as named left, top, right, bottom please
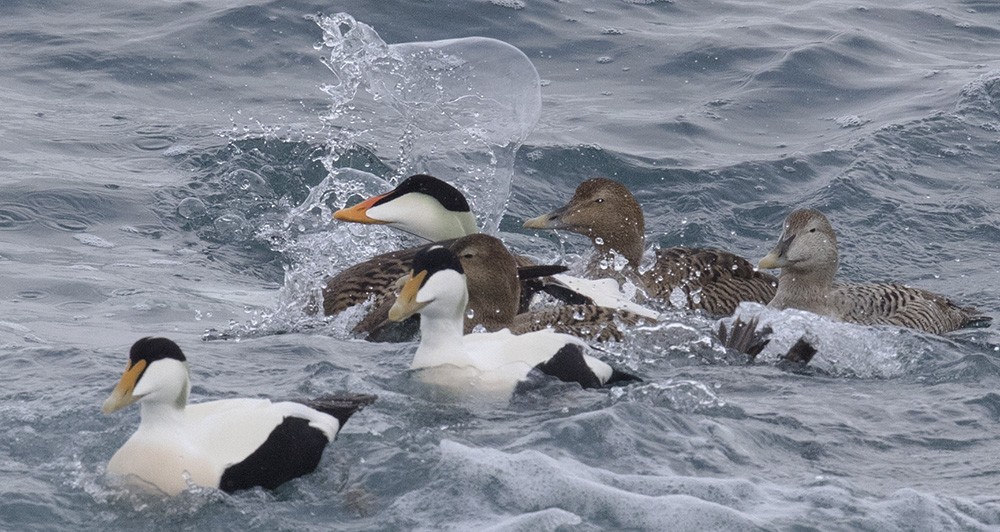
left=214, top=14, right=544, bottom=339
left=311, top=12, right=542, bottom=233
left=724, top=303, right=935, bottom=378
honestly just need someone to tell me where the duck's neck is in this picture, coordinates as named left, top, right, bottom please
left=139, top=401, right=186, bottom=427
left=464, top=273, right=519, bottom=333
left=412, top=310, right=472, bottom=369
left=770, top=267, right=837, bottom=315
left=586, top=233, right=645, bottom=277
left=409, top=211, right=479, bottom=242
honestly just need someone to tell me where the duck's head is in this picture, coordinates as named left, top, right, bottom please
left=758, top=208, right=839, bottom=276
left=449, top=234, right=520, bottom=327
left=334, top=174, right=479, bottom=241
left=389, top=245, right=469, bottom=322
left=102, top=337, right=190, bottom=414
left=523, top=177, right=645, bottom=264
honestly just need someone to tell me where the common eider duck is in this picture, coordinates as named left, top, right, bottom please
left=758, top=208, right=990, bottom=334
left=102, top=337, right=375, bottom=495
left=388, top=246, right=641, bottom=399
left=523, top=177, right=777, bottom=316
left=326, top=174, right=657, bottom=341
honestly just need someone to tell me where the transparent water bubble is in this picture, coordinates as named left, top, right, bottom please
left=690, top=289, right=702, bottom=305
left=228, top=169, right=269, bottom=196
left=177, top=197, right=207, bottom=219
left=213, top=212, right=250, bottom=241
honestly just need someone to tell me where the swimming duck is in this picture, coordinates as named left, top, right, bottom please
left=758, top=208, right=990, bottom=334
left=102, top=337, right=375, bottom=495
left=523, top=177, right=777, bottom=316
left=388, top=246, right=641, bottom=399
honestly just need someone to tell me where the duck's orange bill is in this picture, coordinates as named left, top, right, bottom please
left=333, top=194, right=390, bottom=224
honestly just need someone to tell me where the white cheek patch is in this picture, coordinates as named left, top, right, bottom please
left=368, top=194, right=439, bottom=226
left=417, top=270, right=466, bottom=304
left=132, top=360, right=188, bottom=399
left=366, top=193, right=477, bottom=240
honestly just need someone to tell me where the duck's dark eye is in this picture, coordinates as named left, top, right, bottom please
left=461, top=253, right=475, bottom=259
left=595, top=198, right=605, bottom=204
left=809, top=228, right=816, bottom=233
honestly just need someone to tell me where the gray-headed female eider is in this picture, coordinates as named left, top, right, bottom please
left=758, top=208, right=990, bottom=334
left=523, top=177, right=777, bottom=316
left=388, top=246, right=640, bottom=399
left=102, top=337, right=375, bottom=495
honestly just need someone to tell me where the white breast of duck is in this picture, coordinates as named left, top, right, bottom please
left=388, top=246, right=639, bottom=399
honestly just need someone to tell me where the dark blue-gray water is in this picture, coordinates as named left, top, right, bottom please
left=2, top=1, right=999, bottom=530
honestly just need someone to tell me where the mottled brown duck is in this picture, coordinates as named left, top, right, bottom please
left=758, top=208, right=990, bottom=334
left=523, top=177, right=777, bottom=316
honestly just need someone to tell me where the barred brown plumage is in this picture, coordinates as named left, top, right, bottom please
left=523, top=177, right=777, bottom=316
left=759, top=208, right=989, bottom=334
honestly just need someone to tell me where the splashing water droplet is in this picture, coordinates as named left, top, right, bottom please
left=613, top=252, right=628, bottom=271
left=669, top=287, right=687, bottom=309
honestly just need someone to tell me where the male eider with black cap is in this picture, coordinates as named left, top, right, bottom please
left=388, top=246, right=641, bottom=400
left=102, top=337, right=375, bottom=495
left=334, top=173, right=478, bottom=241
left=758, top=208, right=990, bottom=334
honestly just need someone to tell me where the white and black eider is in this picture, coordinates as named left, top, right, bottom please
left=102, top=337, right=375, bottom=495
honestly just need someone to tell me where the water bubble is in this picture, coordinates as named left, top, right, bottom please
left=177, top=197, right=207, bottom=219
left=690, top=289, right=702, bottom=304
left=213, top=212, right=250, bottom=241
left=595, top=237, right=605, bottom=245
left=229, top=169, right=268, bottom=195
